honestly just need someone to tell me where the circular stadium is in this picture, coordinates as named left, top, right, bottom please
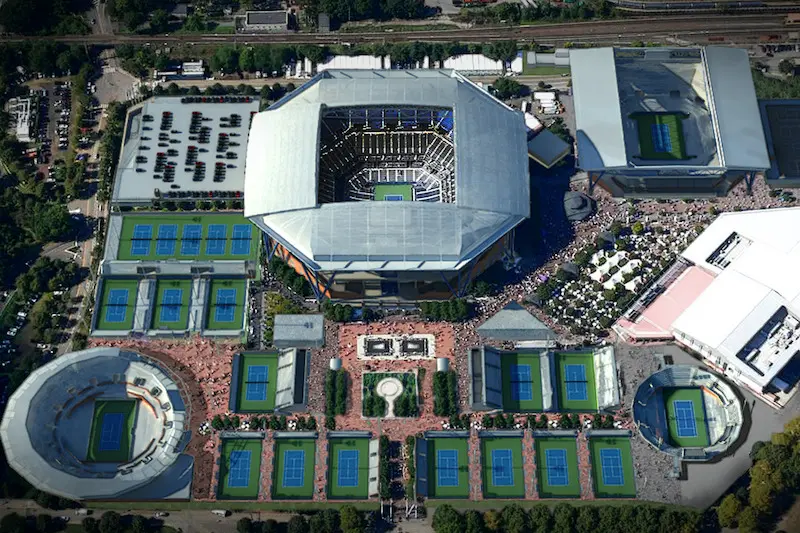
left=0, top=347, right=191, bottom=500
left=244, top=69, right=530, bottom=301
left=632, top=365, right=744, bottom=462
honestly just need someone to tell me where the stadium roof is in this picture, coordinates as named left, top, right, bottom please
left=0, top=347, right=191, bottom=500
left=112, top=96, right=260, bottom=205
left=672, top=207, right=800, bottom=388
left=571, top=47, right=769, bottom=172
left=272, top=314, right=325, bottom=348
left=245, top=69, right=529, bottom=272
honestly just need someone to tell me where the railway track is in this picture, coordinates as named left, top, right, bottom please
left=0, top=14, right=788, bottom=45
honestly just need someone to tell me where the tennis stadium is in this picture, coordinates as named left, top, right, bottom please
left=229, top=351, right=310, bottom=413
left=0, top=347, right=193, bottom=500
left=244, top=69, right=530, bottom=301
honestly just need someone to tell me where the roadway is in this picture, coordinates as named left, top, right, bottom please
left=1, top=14, right=789, bottom=45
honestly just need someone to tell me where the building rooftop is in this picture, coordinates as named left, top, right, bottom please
left=477, top=302, right=556, bottom=342
left=571, top=47, right=769, bottom=172
left=245, top=10, right=287, bottom=25
left=527, top=129, right=570, bottom=169
left=112, top=96, right=260, bottom=205
left=273, top=314, right=325, bottom=348
left=759, top=99, right=800, bottom=184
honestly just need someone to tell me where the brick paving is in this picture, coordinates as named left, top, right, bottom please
left=577, top=431, right=594, bottom=500
left=260, top=434, right=274, bottom=501
left=314, top=420, right=328, bottom=501
left=522, top=428, right=538, bottom=499
left=468, top=428, right=483, bottom=500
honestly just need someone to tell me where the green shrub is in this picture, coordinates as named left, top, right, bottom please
left=335, top=370, right=348, bottom=415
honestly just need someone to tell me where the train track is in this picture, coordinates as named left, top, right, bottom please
left=0, top=14, right=788, bottom=45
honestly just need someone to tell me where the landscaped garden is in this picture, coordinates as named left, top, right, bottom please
left=362, top=372, right=418, bottom=418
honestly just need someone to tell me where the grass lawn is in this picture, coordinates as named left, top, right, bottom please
left=535, top=437, right=581, bottom=498
left=481, top=437, right=525, bottom=499
left=150, top=279, right=192, bottom=330
left=327, top=437, right=371, bottom=499
left=630, top=112, right=689, bottom=160
left=664, top=387, right=710, bottom=448
left=589, top=437, right=637, bottom=498
left=95, top=279, right=139, bottom=331
left=362, top=372, right=418, bottom=417
left=373, top=183, right=413, bottom=201
left=117, top=213, right=258, bottom=261
left=273, top=439, right=317, bottom=500
left=427, top=437, right=470, bottom=499
left=555, top=351, right=598, bottom=412
left=501, top=352, right=543, bottom=412
left=218, top=438, right=263, bottom=500
left=235, top=352, right=279, bottom=413
left=205, top=279, right=246, bottom=330
left=522, top=64, right=571, bottom=76
left=86, top=400, right=138, bottom=463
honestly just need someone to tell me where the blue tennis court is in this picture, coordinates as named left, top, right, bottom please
left=231, top=225, right=252, bottom=256
left=491, top=449, right=514, bottom=487
left=384, top=195, right=404, bottom=201
left=99, top=413, right=124, bottom=451
left=130, top=224, right=152, bottom=256
left=206, top=224, right=227, bottom=255
left=510, top=364, right=533, bottom=401
left=214, top=288, right=237, bottom=323
left=599, top=448, right=625, bottom=486
left=651, top=123, right=672, bottom=153
left=156, top=224, right=177, bottom=255
left=673, top=400, right=698, bottom=438
left=437, top=449, right=459, bottom=487
left=228, top=450, right=252, bottom=488
left=105, top=289, right=129, bottom=323
left=337, top=450, right=359, bottom=487
left=283, top=450, right=305, bottom=488
left=159, top=288, right=183, bottom=323
left=181, top=224, right=202, bottom=255
left=565, top=364, right=588, bottom=401
left=545, top=449, right=569, bottom=487
left=245, top=365, right=268, bottom=402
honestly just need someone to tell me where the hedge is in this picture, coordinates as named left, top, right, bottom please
left=379, top=436, right=390, bottom=500
left=433, top=371, right=458, bottom=417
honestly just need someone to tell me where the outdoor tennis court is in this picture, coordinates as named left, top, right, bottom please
left=205, top=279, right=246, bottom=330
left=589, top=437, right=637, bottom=498
left=151, top=279, right=192, bottom=330
left=374, top=184, right=413, bottom=201
left=427, top=437, right=469, bottom=498
left=273, top=439, right=316, bottom=499
left=95, top=279, right=139, bottom=330
left=481, top=437, right=525, bottom=498
left=501, top=352, right=543, bottom=411
left=218, top=439, right=262, bottom=499
left=630, top=112, right=689, bottom=160
left=86, top=400, right=137, bottom=463
left=555, top=351, right=598, bottom=411
left=117, top=214, right=258, bottom=261
left=664, top=387, right=710, bottom=448
left=234, top=352, right=279, bottom=412
left=328, top=437, right=371, bottom=499
left=535, top=437, right=581, bottom=498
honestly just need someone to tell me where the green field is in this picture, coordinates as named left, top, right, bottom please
left=501, top=352, right=543, bottom=412
left=218, top=439, right=263, bottom=500
left=273, top=439, right=317, bottom=500
left=664, top=387, right=710, bottom=448
left=555, top=351, right=598, bottom=412
left=150, top=279, right=192, bottom=330
left=630, top=112, right=689, bottom=160
left=481, top=437, right=525, bottom=499
left=534, top=437, right=581, bottom=498
left=427, top=437, right=470, bottom=499
left=205, top=279, right=247, bottom=330
left=374, top=184, right=413, bottom=201
left=589, top=437, right=637, bottom=498
left=117, top=213, right=258, bottom=261
left=86, top=400, right=138, bottom=463
left=235, top=352, right=279, bottom=413
left=522, top=64, right=572, bottom=76
left=327, top=437, right=371, bottom=499
left=95, top=279, right=140, bottom=331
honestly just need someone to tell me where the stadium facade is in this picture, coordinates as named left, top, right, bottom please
left=244, top=69, right=530, bottom=302
left=571, top=47, right=769, bottom=198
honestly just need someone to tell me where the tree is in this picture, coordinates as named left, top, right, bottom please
left=261, top=519, right=279, bottom=533
left=483, top=510, right=501, bottom=532
left=632, top=221, right=644, bottom=235
left=737, top=507, right=759, bottom=533
left=30, top=203, right=71, bottom=243
left=501, top=504, right=528, bottom=533
left=717, top=494, right=742, bottom=528
left=99, top=511, right=121, bottom=533
left=596, top=506, right=617, bottom=533
left=779, top=59, right=795, bottom=76
left=552, top=503, right=576, bottom=533
left=237, top=517, right=253, bottom=533
left=150, top=9, right=169, bottom=33
left=82, top=517, right=100, bottom=533
left=432, top=505, right=465, bottom=533
left=748, top=482, right=775, bottom=515
left=309, top=509, right=338, bottom=533
left=492, top=77, right=524, bottom=99
left=131, top=515, right=148, bottom=533
left=465, top=510, right=485, bottom=533
left=0, top=513, right=26, bottom=533
left=35, top=514, right=52, bottom=533
left=239, top=48, right=256, bottom=72
left=576, top=507, right=598, bottom=533
left=527, top=504, right=551, bottom=533
left=287, top=515, right=309, bottom=533
left=340, top=505, right=364, bottom=533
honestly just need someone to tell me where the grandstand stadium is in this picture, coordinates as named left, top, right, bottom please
left=0, top=347, right=193, bottom=500
left=632, top=365, right=743, bottom=464
left=245, top=69, right=529, bottom=301
left=571, top=47, right=769, bottom=197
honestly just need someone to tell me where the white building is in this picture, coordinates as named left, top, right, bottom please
left=7, top=97, right=34, bottom=143
left=671, top=208, right=800, bottom=408
left=316, top=55, right=390, bottom=72
left=443, top=54, right=504, bottom=75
